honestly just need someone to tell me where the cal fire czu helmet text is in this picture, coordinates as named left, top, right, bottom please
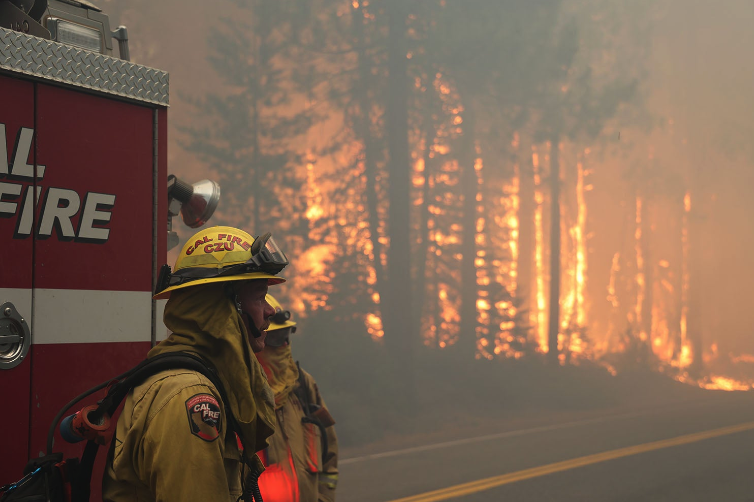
left=154, top=226, right=288, bottom=300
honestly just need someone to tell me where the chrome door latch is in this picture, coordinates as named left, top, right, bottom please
left=0, top=302, right=31, bottom=369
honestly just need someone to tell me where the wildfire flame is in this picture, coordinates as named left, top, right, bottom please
left=282, top=40, right=751, bottom=394
left=520, top=148, right=750, bottom=391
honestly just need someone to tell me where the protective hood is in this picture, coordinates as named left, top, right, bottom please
left=256, top=343, right=299, bottom=410
left=149, top=282, right=275, bottom=455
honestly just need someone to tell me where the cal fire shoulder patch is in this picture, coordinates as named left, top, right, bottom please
left=185, top=394, right=222, bottom=442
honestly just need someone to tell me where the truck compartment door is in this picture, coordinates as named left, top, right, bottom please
left=0, top=74, right=35, bottom=486
left=29, top=85, right=155, bottom=467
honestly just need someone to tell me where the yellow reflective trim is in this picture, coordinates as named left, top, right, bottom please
left=320, top=473, right=338, bottom=489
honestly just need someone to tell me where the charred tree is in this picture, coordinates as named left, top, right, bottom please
left=672, top=192, right=685, bottom=361
left=516, top=146, right=536, bottom=324
left=413, top=104, right=436, bottom=341
left=547, top=136, right=561, bottom=365
left=458, top=107, right=479, bottom=360
left=686, top=195, right=704, bottom=377
left=640, top=195, right=653, bottom=341
left=352, top=2, right=385, bottom=304
left=384, top=0, right=414, bottom=399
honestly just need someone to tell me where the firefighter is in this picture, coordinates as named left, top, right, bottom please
left=255, top=295, right=339, bottom=502
left=103, top=226, right=287, bottom=502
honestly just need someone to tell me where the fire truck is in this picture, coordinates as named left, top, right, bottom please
left=0, top=0, right=220, bottom=496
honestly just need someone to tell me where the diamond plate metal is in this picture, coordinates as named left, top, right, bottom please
left=0, top=27, right=168, bottom=106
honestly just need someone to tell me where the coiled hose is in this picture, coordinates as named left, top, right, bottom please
left=242, top=460, right=264, bottom=502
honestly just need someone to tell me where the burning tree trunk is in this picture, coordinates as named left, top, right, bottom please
left=352, top=2, right=385, bottom=304
left=458, top=107, right=479, bottom=360
left=516, top=142, right=535, bottom=328
left=640, top=196, right=653, bottom=341
left=686, top=192, right=703, bottom=377
left=384, top=0, right=414, bottom=399
left=413, top=106, right=436, bottom=340
left=633, top=195, right=645, bottom=338
left=431, top=247, right=442, bottom=344
left=532, top=149, right=548, bottom=350
left=547, top=136, right=561, bottom=364
left=672, top=192, right=686, bottom=363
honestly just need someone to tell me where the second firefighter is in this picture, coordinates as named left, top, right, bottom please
left=255, top=295, right=339, bottom=502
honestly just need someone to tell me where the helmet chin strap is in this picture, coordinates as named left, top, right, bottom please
left=237, top=302, right=264, bottom=339
left=244, top=312, right=264, bottom=339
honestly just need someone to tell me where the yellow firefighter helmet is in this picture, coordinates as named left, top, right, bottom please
left=153, top=226, right=287, bottom=300
left=265, top=294, right=297, bottom=347
left=266, top=295, right=297, bottom=331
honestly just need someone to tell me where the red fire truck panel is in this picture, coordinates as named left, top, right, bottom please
left=28, top=83, right=159, bottom=463
left=33, top=84, right=155, bottom=291
left=0, top=72, right=35, bottom=491
left=0, top=26, right=169, bottom=495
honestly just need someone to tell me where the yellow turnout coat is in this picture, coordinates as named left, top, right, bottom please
left=256, top=345, right=339, bottom=502
left=103, top=284, right=275, bottom=502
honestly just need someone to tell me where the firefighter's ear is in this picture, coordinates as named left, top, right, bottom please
left=223, top=283, right=243, bottom=315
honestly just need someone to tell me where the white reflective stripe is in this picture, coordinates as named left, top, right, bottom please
left=33, top=289, right=153, bottom=344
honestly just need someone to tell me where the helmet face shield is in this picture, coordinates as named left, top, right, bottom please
left=249, top=234, right=288, bottom=275
left=264, top=236, right=288, bottom=266
left=229, top=234, right=288, bottom=277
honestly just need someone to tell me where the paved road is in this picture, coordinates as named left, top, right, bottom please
left=338, top=392, right=754, bottom=501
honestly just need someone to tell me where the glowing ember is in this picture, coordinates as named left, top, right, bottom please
left=304, top=159, right=325, bottom=221
left=698, top=376, right=753, bottom=392
left=606, top=252, right=620, bottom=308
left=365, top=312, right=383, bottom=340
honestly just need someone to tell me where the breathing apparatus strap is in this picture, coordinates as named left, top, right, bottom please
left=72, top=352, right=258, bottom=502
left=293, top=362, right=329, bottom=464
left=5, top=353, right=264, bottom=502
